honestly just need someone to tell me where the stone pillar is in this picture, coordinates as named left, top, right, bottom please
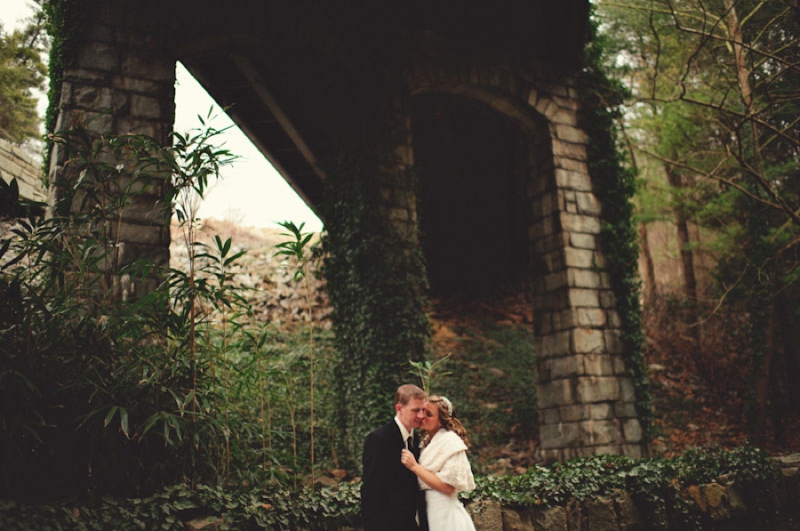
left=402, top=59, right=644, bottom=460
left=47, top=2, right=176, bottom=300
left=372, top=92, right=420, bottom=252
left=363, top=85, right=427, bottom=297
left=528, top=78, right=643, bottom=462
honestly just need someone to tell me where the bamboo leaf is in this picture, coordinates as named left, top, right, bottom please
left=103, top=406, right=118, bottom=428
left=120, top=408, right=130, bottom=438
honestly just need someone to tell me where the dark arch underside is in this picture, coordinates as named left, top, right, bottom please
left=412, top=94, right=531, bottom=299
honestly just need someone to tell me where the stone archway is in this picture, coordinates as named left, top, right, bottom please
left=48, top=0, right=641, bottom=462
left=402, top=62, right=644, bottom=461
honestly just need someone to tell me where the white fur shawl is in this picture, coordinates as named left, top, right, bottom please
left=418, top=429, right=475, bottom=493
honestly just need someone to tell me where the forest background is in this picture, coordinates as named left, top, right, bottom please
left=0, top=0, right=798, bottom=522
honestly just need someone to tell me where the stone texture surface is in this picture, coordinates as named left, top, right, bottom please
left=169, top=221, right=332, bottom=327
left=469, top=500, right=504, bottom=531
left=47, top=7, right=176, bottom=303
left=701, top=482, right=730, bottom=521
left=0, top=139, right=44, bottom=202
left=584, top=497, right=619, bottom=531
left=565, top=498, right=584, bottom=531
left=184, top=516, right=224, bottom=531
left=535, top=505, right=569, bottom=531
left=502, top=507, right=534, bottom=531
left=614, top=489, right=645, bottom=531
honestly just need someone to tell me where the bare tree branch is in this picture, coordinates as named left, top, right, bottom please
left=693, top=263, right=749, bottom=326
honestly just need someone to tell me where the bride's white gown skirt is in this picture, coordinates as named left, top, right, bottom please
left=425, top=490, right=476, bottom=531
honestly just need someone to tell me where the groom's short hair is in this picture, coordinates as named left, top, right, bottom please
left=394, top=384, right=426, bottom=406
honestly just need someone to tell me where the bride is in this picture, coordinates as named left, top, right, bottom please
left=400, top=395, right=476, bottom=531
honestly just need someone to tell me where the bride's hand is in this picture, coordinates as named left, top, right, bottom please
left=400, top=449, right=417, bottom=470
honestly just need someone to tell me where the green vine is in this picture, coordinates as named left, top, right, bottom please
left=577, top=10, right=653, bottom=440
left=319, top=152, right=430, bottom=470
left=467, top=445, right=778, bottom=529
left=0, top=446, right=781, bottom=530
left=41, top=0, right=88, bottom=183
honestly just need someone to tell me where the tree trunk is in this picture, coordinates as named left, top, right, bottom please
left=751, top=301, right=776, bottom=445
left=638, top=222, right=656, bottom=306
left=722, top=0, right=787, bottom=440
left=665, top=167, right=700, bottom=312
left=775, top=292, right=800, bottom=411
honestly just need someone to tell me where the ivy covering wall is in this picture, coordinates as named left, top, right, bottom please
left=42, top=0, right=87, bottom=181
left=319, top=153, right=431, bottom=469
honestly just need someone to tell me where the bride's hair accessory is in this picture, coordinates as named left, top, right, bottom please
left=439, top=396, right=453, bottom=416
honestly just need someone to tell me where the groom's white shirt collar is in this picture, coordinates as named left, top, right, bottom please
left=394, top=415, right=413, bottom=443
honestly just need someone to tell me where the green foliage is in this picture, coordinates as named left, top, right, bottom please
left=42, top=0, right=87, bottom=177
left=0, top=123, right=335, bottom=500
left=0, top=481, right=362, bottom=531
left=408, top=353, right=452, bottom=395
left=274, top=220, right=321, bottom=485
left=598, top=0, right=800, bottom=437
left=0, top=15, right=47, bottom=144
left=467, top=445, right=777, bottom=529
left=432, top=319, right=539, bottom=450
left=578, top=8, right=652, bottom=439
left=275, top=221, right=314, bottom=282
left=0, top=446, right=779, bottom=530
left=319, top=153, right=430, bottom=470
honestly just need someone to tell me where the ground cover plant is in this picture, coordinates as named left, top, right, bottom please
left=0, top=445, right=783, bottom=530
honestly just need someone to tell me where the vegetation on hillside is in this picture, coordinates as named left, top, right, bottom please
left=575, top=1, right=800, bottom=453
left=596, top=0, right=800, bottom=443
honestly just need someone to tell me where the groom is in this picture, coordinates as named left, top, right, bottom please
left=361, top=384, right=428, bottom=531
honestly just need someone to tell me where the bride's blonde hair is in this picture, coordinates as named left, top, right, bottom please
left=428, top=395, right=470, bottom=447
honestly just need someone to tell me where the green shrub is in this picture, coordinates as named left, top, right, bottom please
left=0, top=446, right=779, bottom=530
left=0, top=124, right=336, bottom=499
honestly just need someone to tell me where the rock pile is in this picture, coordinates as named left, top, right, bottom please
left=1, top=216, right=332, bottom=329
left=169, top=219, right=332, bottom=329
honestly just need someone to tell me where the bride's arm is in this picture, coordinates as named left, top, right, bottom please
left=400, top=449, right=456, bottom=496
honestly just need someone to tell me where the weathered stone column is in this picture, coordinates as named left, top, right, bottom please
left=374, top=94, right=420, bottom=253
left=527, top=77, right=643, bottom=462
left=47, top=2, right=176, bottom=300
left=324, top=85, right=432, bottom=468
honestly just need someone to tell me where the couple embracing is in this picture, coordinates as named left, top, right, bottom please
left=361, top=384, right=476, bottom=531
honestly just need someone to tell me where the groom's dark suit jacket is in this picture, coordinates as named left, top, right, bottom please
left=361, top=419, right=423, bottom=531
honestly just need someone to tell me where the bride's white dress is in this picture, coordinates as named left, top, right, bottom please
left=418, top=429, right=476, bottom=531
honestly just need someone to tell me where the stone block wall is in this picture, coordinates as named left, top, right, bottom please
left=401, top=59, right=642, bottom=461
left=0, top=139, right=44, bottom=203
left=48, top=1, right=177, bottom=300
left=525, top=75, right=640, bottom=463
left=466, top=454, right=800, bottom=530
left=374, top=93, right=421, bottom=251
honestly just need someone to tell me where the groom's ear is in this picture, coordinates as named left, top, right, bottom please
left=394, top=402, right=402, bottom=414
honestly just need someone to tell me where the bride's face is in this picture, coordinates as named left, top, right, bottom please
left=420, top=401, right=441, bottom=433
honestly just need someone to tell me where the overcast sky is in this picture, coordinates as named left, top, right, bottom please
left=2, top=0, right=323, bottom=232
